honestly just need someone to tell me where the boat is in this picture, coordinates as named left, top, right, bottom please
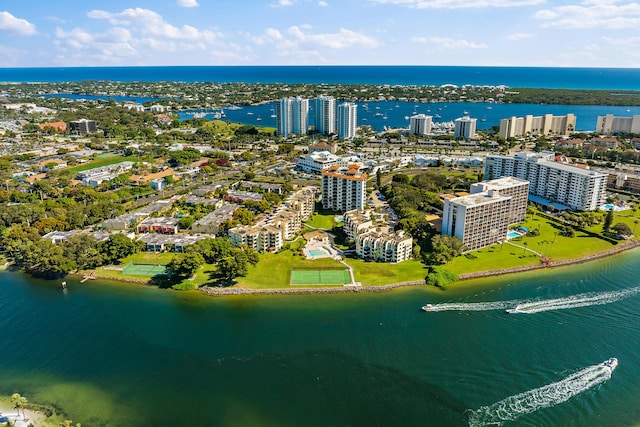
left=247, top=112, right=254, bottom=115
left=486, top=106, right=493, bottom=110
left=61, top=281, right=67, bottom=289
left=463, top=111, right=469, bottom=115
left=421, top=304, right=434, bottom=311
left=602, top=358, right=618, bottom=370
left=505, top=307, right=518, bottom=314
left=404, top=116, right=409, bottom=120
left=434, top=114, right=442, bottom=119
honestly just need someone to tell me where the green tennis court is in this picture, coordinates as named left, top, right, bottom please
left=290, top=269, right=351, bottom=286
left=122, top=263, right=169, bottom=276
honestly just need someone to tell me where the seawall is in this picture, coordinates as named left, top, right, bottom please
left=200, top=240, right=640, bottom=296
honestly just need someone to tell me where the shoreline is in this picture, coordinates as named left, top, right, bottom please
left=200, top=240, right=640, bottom=296
left=53, top=239, right=640, bottom=296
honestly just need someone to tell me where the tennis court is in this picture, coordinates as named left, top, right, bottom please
left=122, top=263, right=169, bottom=276
left=290, top=269, right=351, bottom=286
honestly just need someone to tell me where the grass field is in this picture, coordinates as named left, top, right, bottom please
left=448, top=214, right=619, bottom=275
left=239, top=250, right=346, bottom=289
left=348, top=258, right=428, bottom=286
left=290, top=268, right=351, bottom=285
left=67, top=156, right=140, bottom=173
left=122, top=263, right=168, bottom=276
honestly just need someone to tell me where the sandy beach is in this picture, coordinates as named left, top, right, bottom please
left=0, top=403, right=47, bottom=427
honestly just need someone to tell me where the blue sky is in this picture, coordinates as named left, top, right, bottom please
left=1, top=0, right=640, bottom=67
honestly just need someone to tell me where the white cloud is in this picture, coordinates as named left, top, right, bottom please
left=0, top=11, right=36, bottom=35
left=286, top=26, right=379, bottom=49
left=371, top=0, right=544, bottom=9
left=177, top=0, right=199, bottom=7
left=87, top=8, right=219, bottom=41
left=318, top=1, right=330, bottom=5
left=535, top=1, right=640, bottom=29
left=411, top=36, right=487, bottom=49
left=603, top=35, right=640, bottom=47
left=507, top=32, right=535, bottom=40
left=270, top=0, right=296, bottom=7
left=52, top=8, right=231, bottom=65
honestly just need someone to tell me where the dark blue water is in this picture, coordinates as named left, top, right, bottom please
left=3, top=66, right=640, bottom=90
left=179, top=101, right=640, bottom=132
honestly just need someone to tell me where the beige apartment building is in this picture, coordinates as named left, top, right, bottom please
left=442, top=178, right=530, bottom=251
left=321, top=165, right=367, bottom=212
left=499, top=114, right=576, bottom=139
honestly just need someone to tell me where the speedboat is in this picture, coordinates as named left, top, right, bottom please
left=505, top=306, right=519, bottom=314
left=421, top=304, right=434, bottom=312
left=602, top=358, right=618, bottom=370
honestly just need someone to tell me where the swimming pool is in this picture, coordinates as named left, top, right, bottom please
left=507, top=231, right=521, bottom=239
left=309, top=247, right=330, bottom=257
left=604, top=204, right=614, bottom=210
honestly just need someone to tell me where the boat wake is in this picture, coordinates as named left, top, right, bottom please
left=506, top=288, right=640, bottom=314
left=422, top=301, right=521, bottom=312
left=423, top=287, right=640, bottom=314
left=468, top=358, right=618, bottom=427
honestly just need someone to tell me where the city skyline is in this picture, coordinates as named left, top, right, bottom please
left=2, top=0, right=640, bottom=68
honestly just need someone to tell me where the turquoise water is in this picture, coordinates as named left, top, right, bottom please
left=1, top=249, right=640, bottom=426
left=309, top=248, right=330, bottom=257
left=507, top=231, right=521, bottom=239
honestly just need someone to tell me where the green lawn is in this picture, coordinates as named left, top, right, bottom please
left=347, top=258, right=428, bottom=286
left=305, top=211, right=336, bottom=230
left=448, top=214, right=619, bottom=275
left=67, top=156, right=140, bottom=173
left=238, top=250, right=345, bottom=289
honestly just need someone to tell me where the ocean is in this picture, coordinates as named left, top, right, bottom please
left=1, top=250, right=639, bottom=426
left=2, top=66, right=640, bottom=90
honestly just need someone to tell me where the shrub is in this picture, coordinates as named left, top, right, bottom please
left=425, top=266, right=459, bottom=287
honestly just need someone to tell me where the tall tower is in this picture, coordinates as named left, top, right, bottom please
left=314, top=95, right=336, bottom=136
left=337, top=102, right=357, bottom=140
left=277, top=96, right=309, bottom=137
left=454, top=116, right=477, bottom=139
left=409, top=114, right=433, bottom=135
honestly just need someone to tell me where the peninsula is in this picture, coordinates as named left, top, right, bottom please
left=1, top=80, right=639, bottom=293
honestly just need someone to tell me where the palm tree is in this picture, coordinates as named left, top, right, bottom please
left=522, top=242, right=528, bottom=256
left=11, top=393, right=27, bottom=419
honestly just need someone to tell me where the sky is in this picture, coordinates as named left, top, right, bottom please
left=1, top=0, right=640, bottom=68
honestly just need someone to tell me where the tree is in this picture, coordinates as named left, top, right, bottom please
left=98, top=234, right=139, bottom=264
left=167, top=253, right=204, bottom=279
left=425, top=266, right=459, bottom=287
left=427, top=235, right=465, bottom=265
left=559, top=226, right=575, bottom=238
left=11, top=393, right=27, bottom=419
left=376, top=169, right=382, bottom=188
left=62, top=234, right=103, bottom=270
left=217, top=255, right=248, bottom=283
left=612, top=222, right=632, bottom=237
left=602, top=209, right=614, bottom=233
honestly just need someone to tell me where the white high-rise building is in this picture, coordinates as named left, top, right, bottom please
left=409, top=114, right=433, bottom=135
left=337, top=102, right=358, bottom=140
left=314, top=95, right=336, bottom=136
left=322, top=165, right=366, bottom=212
left=485, top=152, right=607, bottom=211
left=499, top=114, right=576, bottom=139
left=454, top=116, right=477, bottom=139
left=596, top=114, right=640, bottom=134
left=277, top=96, right=309, bottom=137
